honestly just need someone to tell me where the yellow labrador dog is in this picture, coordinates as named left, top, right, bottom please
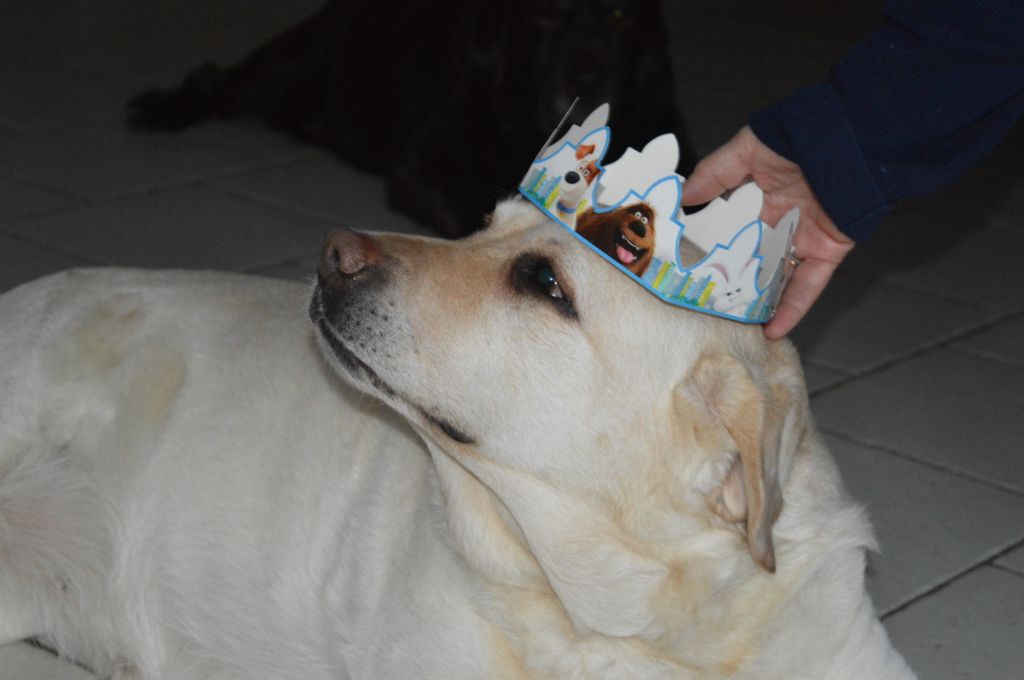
left=0, top=199, right=915, bottom=679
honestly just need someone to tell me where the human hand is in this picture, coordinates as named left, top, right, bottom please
left=681, top=126, right=854, bottom=340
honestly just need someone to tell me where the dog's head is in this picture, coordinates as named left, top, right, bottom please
left=310, top=199, right=810, bottom=645
left=576, top=201, right=657, bottom=275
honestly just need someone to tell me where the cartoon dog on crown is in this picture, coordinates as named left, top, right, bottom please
left=519, top=109, right=799, bottom=322
left=553, top=142, right=602, bottom=227
left=576, top=201, right=656, bottom=275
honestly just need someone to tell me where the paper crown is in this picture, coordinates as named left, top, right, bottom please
left=518, top=103, right=798, bottom=323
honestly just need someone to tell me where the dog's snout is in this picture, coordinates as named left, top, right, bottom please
left=319, top=228, right=380, bottom=281
left=564, top=170, right=581, bottom=185
left=629, top=221, right=647, bottom=238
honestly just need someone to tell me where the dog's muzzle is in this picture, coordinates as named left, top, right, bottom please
left=312, top=226, right=388, bottom=329
left=310, top=228, right=399, bottom=397
left=628, top=220, right=647, bottom=238
left=313, top=227, right=385, bottom=324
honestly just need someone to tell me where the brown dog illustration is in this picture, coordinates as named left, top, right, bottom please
left=577, top=202, right=656, bottom=275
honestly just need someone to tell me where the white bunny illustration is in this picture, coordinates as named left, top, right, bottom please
left=688, top=223, right=763, bottom=317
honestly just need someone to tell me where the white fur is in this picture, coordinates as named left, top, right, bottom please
left=0, top=202, right=915, bottom=679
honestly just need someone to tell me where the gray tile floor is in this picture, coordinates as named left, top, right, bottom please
left=1, top=1, right=1021, bottom=678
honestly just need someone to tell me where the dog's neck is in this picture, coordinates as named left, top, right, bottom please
left=427, top=444, right=546, bottom=588
left=422, top=433, right=910, bottom=679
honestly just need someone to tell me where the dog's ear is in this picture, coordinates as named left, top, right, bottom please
left=456, top=456, right=667, bottom=638
left=575, top=143, right=596, bottom=160
left=575, top=208, right=598, bottom=234
left=685, top=351, right=802, bottom=573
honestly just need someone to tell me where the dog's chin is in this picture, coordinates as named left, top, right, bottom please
left=308, top=287, right=477, bottom=446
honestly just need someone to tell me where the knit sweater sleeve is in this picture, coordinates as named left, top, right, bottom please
left=748, top=0, right=1024, bottom=242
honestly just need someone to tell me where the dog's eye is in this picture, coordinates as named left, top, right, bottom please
left=532, top=264, right=564, bottom=299
left=510, top=254, right=577, bottom=320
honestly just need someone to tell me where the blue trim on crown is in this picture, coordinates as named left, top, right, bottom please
left=517, top=186, right=771, bottom=324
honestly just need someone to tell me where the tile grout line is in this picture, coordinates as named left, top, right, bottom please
left=880, top=534, right=1024, bottom=620
left=819, top=427, right=1024, bottom=498
left=84, top=156, right=311, bottom=204
left=807, top=377, right=850, bottom=398
left=831, top=261, right=995, bottom=314
left=0, top=153, right=337, bottom=236
left=0, top=228, right=106, bottom=267
left=991, top=561, right=1024, bottom=577
left=0, top=202, right=91, bottom=227
left=991, top=535, right=1024, bottom=570
left=810, top=308, right=1024, bottom=399
left=0, top=138, right=317, bottom=209
left=991, top=563, right=1024, bottom=579
left=242, top=255, right=318, bottom=277
left=203, top=181, right=345, bottom=223
left=945, top=344, right=1024, bottom=370
left=204, top=180, right=438, bottom=237
left=871, top=273, right=997, bottom=314
left=0, top=169, right=90, bottom=203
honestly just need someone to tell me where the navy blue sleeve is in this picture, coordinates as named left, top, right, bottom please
left=748, top=0, right=1024, bottom=242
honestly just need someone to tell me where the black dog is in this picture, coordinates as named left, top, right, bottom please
left=127, top=0, right=693, bottom=238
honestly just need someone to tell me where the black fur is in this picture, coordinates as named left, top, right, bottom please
left=126, top=0, right=694, bottom=238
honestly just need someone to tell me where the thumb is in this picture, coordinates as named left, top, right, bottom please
left=762, top=258, right=837, bottom=340
left=681, top=128, right=756, bottom=206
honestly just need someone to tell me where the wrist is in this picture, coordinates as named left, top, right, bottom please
left=749, top=83, right=890, bottom=242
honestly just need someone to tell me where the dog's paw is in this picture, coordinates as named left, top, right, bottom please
left=125, top=64, right=223, bottom=131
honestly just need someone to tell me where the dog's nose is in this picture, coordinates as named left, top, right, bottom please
left=319, top=228, right=380, bottom=281
left=564, top=170, right=581, bottom=185
left=629, top=221, right=647, bottom=238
